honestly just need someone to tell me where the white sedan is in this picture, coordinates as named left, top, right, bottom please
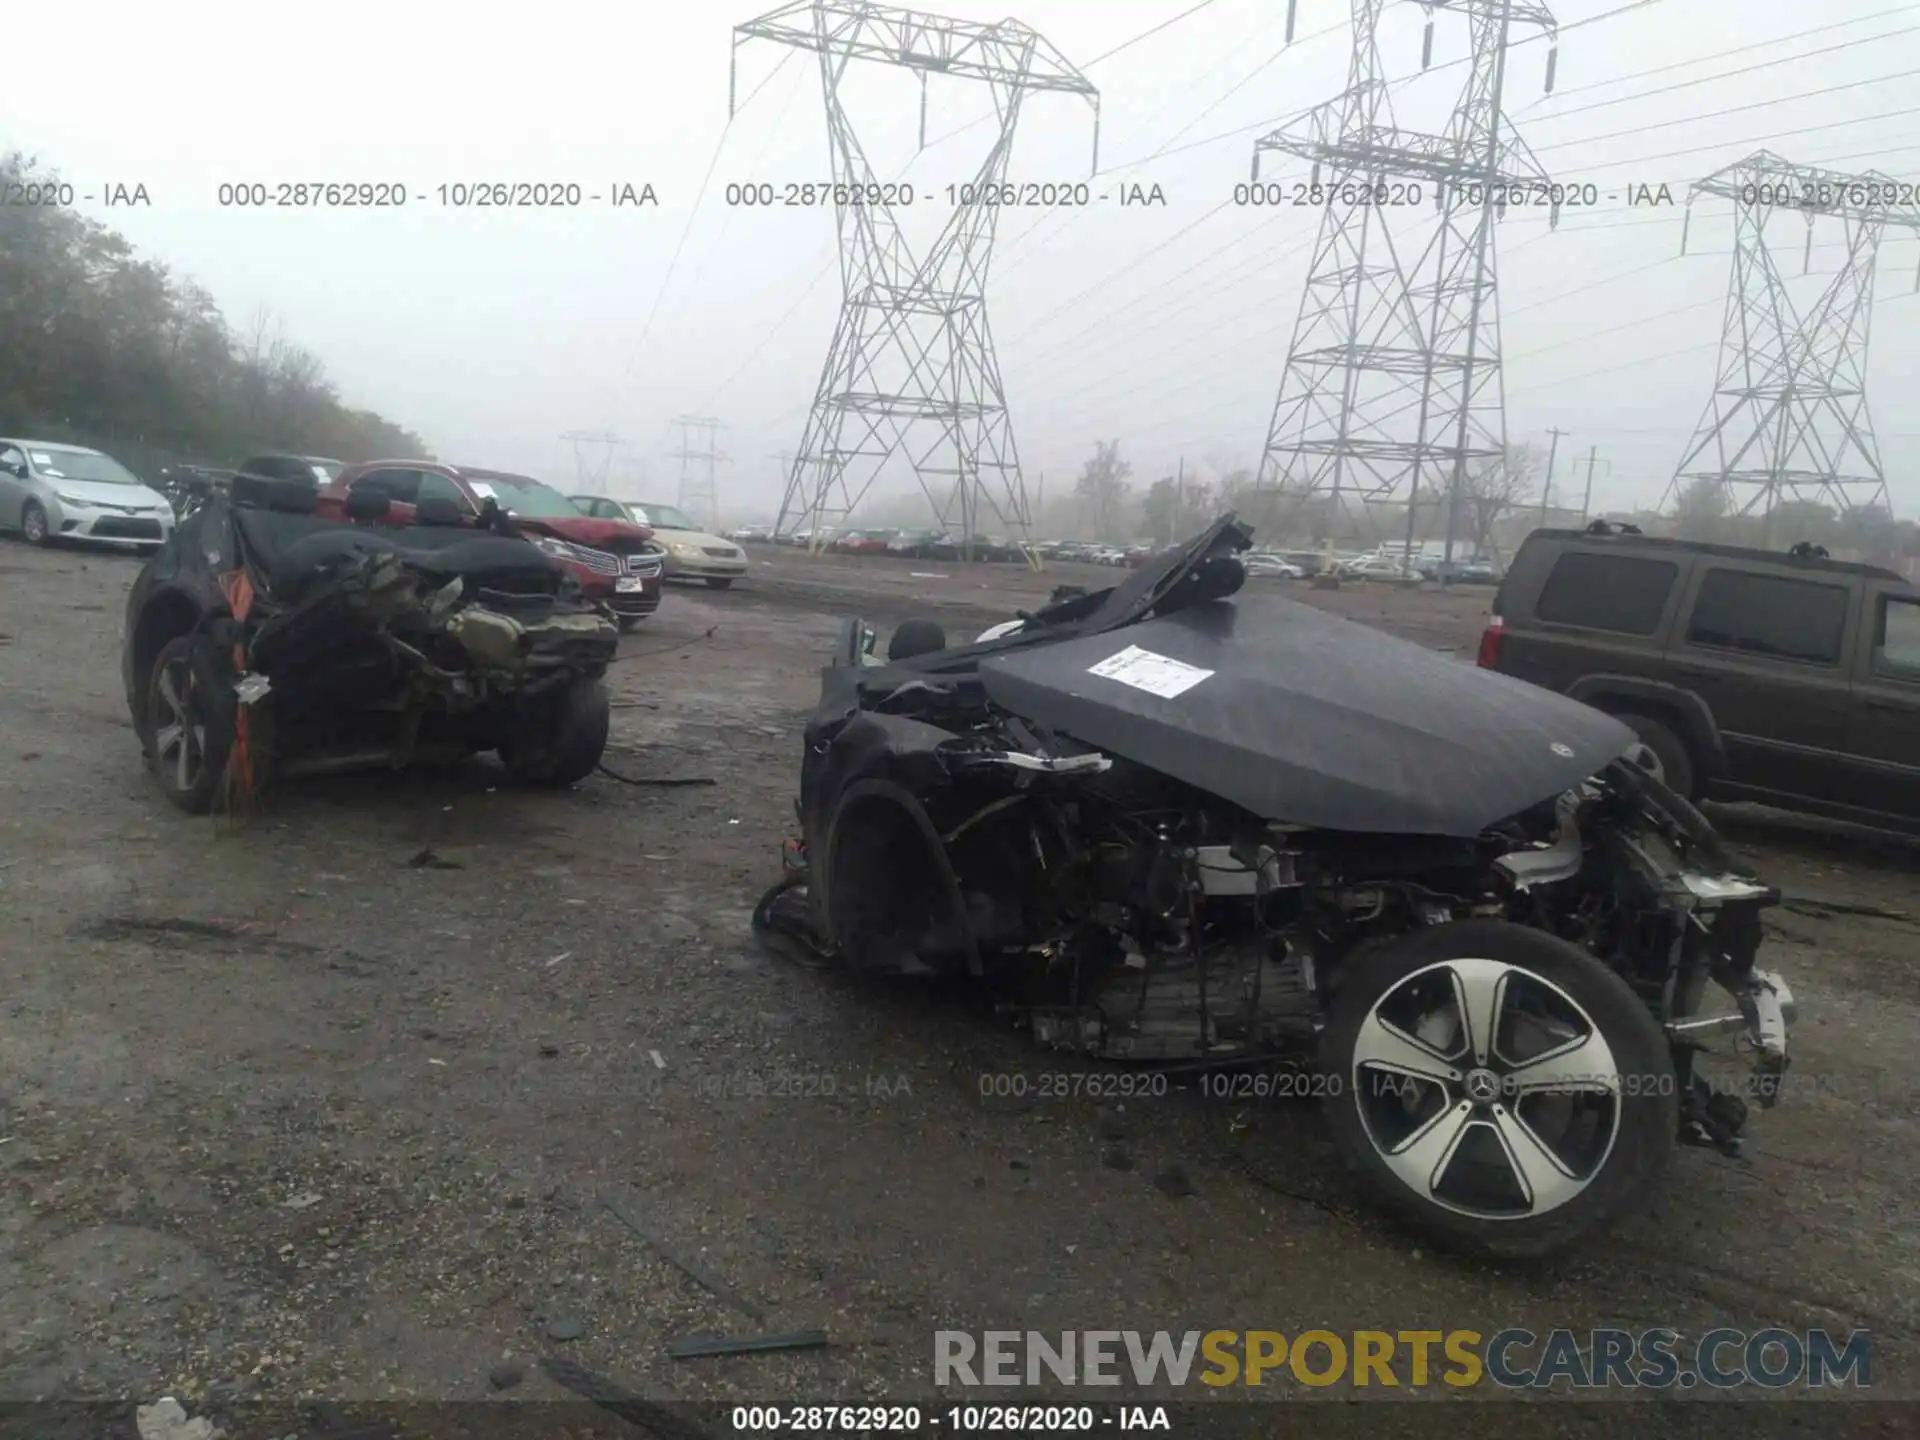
left=0, top=438, right=176, bottom=549
left=1243, top=554, right=1305, bottom=579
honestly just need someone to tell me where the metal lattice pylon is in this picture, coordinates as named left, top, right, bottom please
left=668, top=415, right=729, bottom=530
left=1253, top=0, right=1558, bottom=557
left=561, top=430, right=622, bottom=494
left=1662, top=151, right=1920, bottom=524
left=732, top=2, right=1097, bottom=553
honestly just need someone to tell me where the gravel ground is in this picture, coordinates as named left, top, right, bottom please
left=2, top=538, right=1917, bottom=1434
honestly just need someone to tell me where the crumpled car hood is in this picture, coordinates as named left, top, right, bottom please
left=524, top=516, right=653, bottom=548
left=976, top=590, right=1636, bottom=837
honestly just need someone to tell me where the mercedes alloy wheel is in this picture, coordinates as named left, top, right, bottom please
left=1320, top=919, right=1676, bottom=1259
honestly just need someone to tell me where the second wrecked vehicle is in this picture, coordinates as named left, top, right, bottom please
left=758, top=516, right=1795, bottom=1260
left=121, top=469, right=619, bottom=812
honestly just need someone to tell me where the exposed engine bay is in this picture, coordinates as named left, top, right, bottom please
left=121, top=478, right=620, bottom=810
left=757, top=516, right=1793, bottom=1257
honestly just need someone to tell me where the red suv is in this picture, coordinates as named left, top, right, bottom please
left=316, top=462, right=665, bottom=628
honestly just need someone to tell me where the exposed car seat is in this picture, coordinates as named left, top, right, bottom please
left=231, top=472, right=319, bottom=514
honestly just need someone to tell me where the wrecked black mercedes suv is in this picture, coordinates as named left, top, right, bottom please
left=756, top=515, right=1794, bottom=1259
left=121, top=469, right=619, bottom=812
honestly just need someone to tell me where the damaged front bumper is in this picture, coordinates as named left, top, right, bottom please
left=1654, top=866, right=1794, bottom=1106
left=1666, top=967, right=1795, bottom=1106
left=1502, top=785, right=1795, bottom=1133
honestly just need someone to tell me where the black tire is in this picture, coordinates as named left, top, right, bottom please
left=20, top=500, right=50, bottom=546
left=145, top=636, right=232, bottom=814
left=499, top=677, right=610, bottom=786
left=705, top=577, right=734, bottom=590
left=1612, top=710, right=1696, bottom=799
left=1318, top=918, right=1676, bottom=1261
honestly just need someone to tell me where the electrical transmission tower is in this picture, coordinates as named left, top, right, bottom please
left=733, top=2, right=1098, bottom=554
left=1662, top=151, right=1920, bottom=527
left=668, top=415, right=729, bottom=529
left=1253, top=0, right=1559, bottom=558
left=561, top=431, right=623, bottom=494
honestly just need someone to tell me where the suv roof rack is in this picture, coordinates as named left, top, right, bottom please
left=1530, top=526, right=1906, bottom=583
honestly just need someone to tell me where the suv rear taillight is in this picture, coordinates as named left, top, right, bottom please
left=1476, top=614, right=1503, bottom=668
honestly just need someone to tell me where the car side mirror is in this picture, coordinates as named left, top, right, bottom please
left=1, top=460, right=24, bottom=478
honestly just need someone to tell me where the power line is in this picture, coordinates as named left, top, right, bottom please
left=1020, top=145, right=1920, bottom=422
left=994, top=18, right=1349, bottom=272
left=1515, top=7, right=1920, bottom=111
left=1031, top=228, right=1896, bottom=430
left=1087, top=0, right=1221, bottom=65
left=1011, top=205, right=1308, bottom=368
left=1506, top=294, right=1723, bottom=362
left=1016, top=117, right=1920, bottom=420
left=1529, top=107, right=1920, bottom=179
left=1009, top=198, right=1241, bottom=340
left=1015, top=97, right=1920, bottom=377
left=1508, top=286, right=1918, bottom=400
left=1023, top=242, right=1920, bottom=464
left=913, top=1, right=1241, bottom=158
left=617, top=53, right=793, bottom=383
left=704, top=7, right=1914, bottom=454
left=1530, top=67, right=1920, bottom=157
left=671, top=51, right=811, bottom=314
left=1522, top=25, right=1920, bottom=126
left=1100, top=0, right=1662, bottom=171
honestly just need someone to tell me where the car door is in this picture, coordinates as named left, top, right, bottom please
left=1841, top=585, right=1920, bottom=821
left=0, top=443, right=27, bottom=526
left=1667, top=563, right=1855, bottom=804
left=415, top=469, right=477, bottom=520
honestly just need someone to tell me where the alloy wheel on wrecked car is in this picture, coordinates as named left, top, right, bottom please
left=152, top=658, right=206, bottom=794
left=1352, top=958, right=1622, bottom=1220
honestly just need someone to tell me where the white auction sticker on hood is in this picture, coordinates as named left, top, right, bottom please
left=1088, top=644, right=1213, bottom=699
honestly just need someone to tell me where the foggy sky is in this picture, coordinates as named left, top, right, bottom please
left=9, top=0, right=1919, bottom=519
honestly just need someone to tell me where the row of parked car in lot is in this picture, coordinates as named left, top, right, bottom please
left=1, top=432, right=1499, bottom=599
left=1253, top=547, right=1504, bottom=583
left=0, top=437, right=752, bottom=627
left=724, top=525, right=1052, bottom=563
left=716, top=522, right=1503, bottom=582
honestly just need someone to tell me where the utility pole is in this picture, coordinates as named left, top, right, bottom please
left=1577, top=444, right=1611, bottom=523
left=737, top=3, right=1097, bottom=546
left=1538, top=426, right=1569, bottom=525
left=667, top=416, right=729, bottom=530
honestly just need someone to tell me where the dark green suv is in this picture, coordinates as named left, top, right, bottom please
left=1480, top=524, right=1920, bottom=832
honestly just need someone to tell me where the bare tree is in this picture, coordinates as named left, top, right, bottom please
left=1075, top=439, right=1132, bottom=540
left=1456, top=443, right=1542, bottom=558
left=1672, top=477, right=1728, bottom=541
